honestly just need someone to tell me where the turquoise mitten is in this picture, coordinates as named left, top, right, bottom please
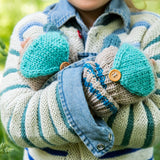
left=83, top=34, right=156, bottom=118
left=19, top=24, right=69, bottom=90
left=111, top=43, right=155, bottom=96
left=20, top=31, right=69, bottom=78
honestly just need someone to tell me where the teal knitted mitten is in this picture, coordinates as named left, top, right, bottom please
left=20, top=32, right=69, bottom=78
left=83, top=34, right=156, bottom=118
left=111, top=43, right=155, bottom=96
left=19, top=25, right=69, bottom=90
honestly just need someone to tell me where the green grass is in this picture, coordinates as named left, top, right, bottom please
left=154, top=143, right=160, bottom=160
left=0, top=121, right=23, bottom=160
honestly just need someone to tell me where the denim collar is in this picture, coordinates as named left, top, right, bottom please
left=44, top=0, right=131, bottom=32
left=107, top=0, right=131, bottom=33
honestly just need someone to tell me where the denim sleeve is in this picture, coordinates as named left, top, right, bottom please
left=58, top=57, right=114, bottom=158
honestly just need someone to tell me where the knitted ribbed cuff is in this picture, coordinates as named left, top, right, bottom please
left=83, top=61, right=119, bottom=118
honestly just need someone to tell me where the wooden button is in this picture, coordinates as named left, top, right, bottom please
left=109, top=69, right=121, bottom=82
left=60, top=62, right=70, bottom=70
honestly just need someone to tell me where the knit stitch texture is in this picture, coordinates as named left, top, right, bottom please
left=1, top=6, right=160, bottom=160
left=112, top=43, right=155, bottom=96
left=82, top=34, right=155, bottom=117
left=20, top=31, right=69, bottom=78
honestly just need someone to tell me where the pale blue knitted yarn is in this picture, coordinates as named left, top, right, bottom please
left=111, top=43, right=155, bottom=96
left=101, top=34, right=121, bottom=50
left=20, top=31, right=69, bottom=78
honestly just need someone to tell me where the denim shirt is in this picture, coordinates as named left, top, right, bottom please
left=43, top=0, right=131, bottom=158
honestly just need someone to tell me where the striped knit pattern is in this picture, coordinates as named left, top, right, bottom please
left=83, top=43, right=149, bottom=117
left=23, top=144, right=154, bottom=160
left=83, top=61, right=119, bottom=117
left=94, top=45, right=145, bottom=105
left=105, top=99, right=160, bottom=148
left=1, top=10, right=160, bottom=160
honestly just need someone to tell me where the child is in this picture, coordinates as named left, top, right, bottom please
left=0, top=0, right=160, bottom=159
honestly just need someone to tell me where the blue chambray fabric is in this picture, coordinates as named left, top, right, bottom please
left=44, top=0, right=131, bottom=32
left=58, top=57, right=114, bottom=157
left=43, top=0, right=131, bottom=158
left=43, top=0, right=131, bottom=44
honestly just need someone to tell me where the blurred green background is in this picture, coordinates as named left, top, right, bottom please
left=0, top=0, right=160, bottom=159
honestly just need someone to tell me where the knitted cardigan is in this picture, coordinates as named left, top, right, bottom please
left=1, top=3, right=160, bottom=160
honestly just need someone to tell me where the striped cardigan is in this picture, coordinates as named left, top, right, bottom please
left=0, top=6, right=160, bottom=160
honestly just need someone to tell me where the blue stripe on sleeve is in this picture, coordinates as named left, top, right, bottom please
left=37, top=99, right=56, bottom=146
left=132, top=21, right=150, bottom=29
left=112, top=21, right=150, bottom=35
left=7, top=114, right=16, bottom=144
left=100, top=148, right=141, bottom=159
left=150, top=54, right=160, bottom=60
left=40, top=147, right=68, bottom=156
left=0, top=85, right=30, bottom=96
left=3, top=68, right=18, bottom=77
left=157, top=73, right=160, bottom=78
left=101, top=34, right=121, bottom=49
left=121, top=104, right=134, bottom=146
left=95, top=63, right=107, bottom=89
left=25, top=148, right=34, bottom=160
left=9, top=49, right=20, bottom=56
left=112, top=28, right=125, bottom=35
left=155, top=89, right=160, bottom=95
left=142, top=102, right=154, bottom=148
left=107, top=112, right=117, bottom=128
left=21, top=102, right=36, bottom=147
left=19, top=22, right=43, bottom=41
left=144, top=35, right=160, bottom=50
left=83, top=77, right=117, bottom=114
left=48, top=106, right=69, bottom=143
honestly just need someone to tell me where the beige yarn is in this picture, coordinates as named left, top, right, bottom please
left=83, top=46, right=144, bottom=118
left=17, top=37, right=51, bottom=90
left=1, top=8, right=160, bottom=160
left=95, top=46, right=144, bottom=105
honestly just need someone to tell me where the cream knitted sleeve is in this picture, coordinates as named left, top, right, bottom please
left=105, top=15, right=160, bottom=149
left=0, top=12, right=79, bottom=148
left=141, top=15, right=160, bottom=111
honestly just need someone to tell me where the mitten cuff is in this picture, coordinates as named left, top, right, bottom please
left=83, top=61, right=119, bottom=117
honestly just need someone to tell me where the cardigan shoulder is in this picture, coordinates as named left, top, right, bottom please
left=11, top=12, right=48, bottom=43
